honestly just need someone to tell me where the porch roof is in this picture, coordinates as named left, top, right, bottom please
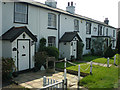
left=0, top=26, right=37, bottom=42
left=59, top=32, right=82, bottom=42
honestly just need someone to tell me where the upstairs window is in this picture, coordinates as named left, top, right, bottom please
left=48, top=36, right=56, bottom=47
left=113, top=30, right=115, bottom=37
left=106, top=28, right=108, bottom=36
left=48, top=13, right=56, bottom=28
left=14, top=3, right=28, bottom=23
left=74, top=19, right=79, bottom=31
left=98, top=25, right=102, bottom=36
left=86, top=22, right=91, bottom=34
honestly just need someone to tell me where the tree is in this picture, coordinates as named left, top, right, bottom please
left=116, top=30, right=120, bottom=54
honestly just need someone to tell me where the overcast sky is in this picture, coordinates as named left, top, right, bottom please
left=34, top=0, right=119, bottom=28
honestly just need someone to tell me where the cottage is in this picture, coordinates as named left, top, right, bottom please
left=0, top=0, right=117, bottom=71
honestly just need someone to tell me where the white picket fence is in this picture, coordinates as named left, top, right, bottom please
left=40, top=76, right=65, bottom=90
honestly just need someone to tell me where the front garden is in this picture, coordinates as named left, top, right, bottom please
left=55, top=54, right=119, bottom=88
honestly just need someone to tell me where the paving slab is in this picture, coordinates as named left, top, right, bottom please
left=13, top=70, right=84, bottom=89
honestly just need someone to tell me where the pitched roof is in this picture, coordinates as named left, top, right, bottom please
left=1, top=26, right=37, bottom=42
left=21, top=1, right=116, bottom=29
left=60, top=32, right=82, bottom=42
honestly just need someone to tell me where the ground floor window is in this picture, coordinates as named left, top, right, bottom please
left=48, top=36, right=56, bottom=47
left=112, top=40, right=115, bottom=48
left=86, top=38, right=91, bottom=50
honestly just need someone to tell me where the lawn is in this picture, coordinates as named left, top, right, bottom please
left=56, top=54, right=119, bottom=88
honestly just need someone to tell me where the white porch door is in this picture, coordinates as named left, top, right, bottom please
left=18, top=40, right=30, bottom=71
left=71, top=41, right=77, bottom=59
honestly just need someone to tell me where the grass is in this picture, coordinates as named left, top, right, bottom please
left=92, top=54, right=119, bottom=65
left=80, top=65, right=118, bottom=88
left=56, top=54, right=119, bottom=88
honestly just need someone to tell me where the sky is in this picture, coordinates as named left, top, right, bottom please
left=34, top=0, right=119, bottom=28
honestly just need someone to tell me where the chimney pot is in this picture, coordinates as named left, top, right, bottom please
left=71, top=2, right=73, bottom=6
left=68, top=2, right=70, bottom=6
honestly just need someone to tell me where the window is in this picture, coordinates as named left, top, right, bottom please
left=86, top=22, right=91, bottom=34
left=113, top=30, right=115, bottom=37
left=106, top=28, right=108, bottom=36
left=74, top=19, right=79, bottom=31
left=86, top=38, right=91, bottom=49
left=48, top=36, right=56, bottom=47
left=48, top=13, right=56, bottom=28
left=112, top=40, right=115, bottom=48
left=14, top=3, right=28, bottom=23
left=98, top=25, right=102, bottom=35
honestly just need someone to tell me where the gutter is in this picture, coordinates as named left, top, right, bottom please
left=58, top=13, right=61, bottom=50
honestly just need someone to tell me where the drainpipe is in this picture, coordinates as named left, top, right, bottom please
left=58, top=13, right=61, bottom=50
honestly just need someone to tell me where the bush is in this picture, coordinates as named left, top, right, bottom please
left=35, top=52, right=48, bottom=70
left=38, top=38, right=46, bottom=52
left=44, top=46, right=59, bottom=60
left=104, top=44, right=115, bottom=58
left=2, top=58, right=16, bottom=80
left=91, top=48, right=94, bottom=55
left=77, top=41, right=84, bottom=60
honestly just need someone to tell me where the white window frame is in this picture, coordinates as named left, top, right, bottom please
left=98, top=25, right=102, bottom=36
left=14, top=3, right=28, bottom=23
left=48, top=13, right=56, bottom=28
left=86, top=22, right=91, bottom=34
left=74, top=19, right=79, bottom=31
left=113, top=30, right=115, bottom=37
left=106, top=28, right=108, bottom=36
left=86, top=38, right=91, bottom=50
left=48, top=36, right=56, bottom=47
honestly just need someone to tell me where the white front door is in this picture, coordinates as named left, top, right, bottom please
left=71, top=41, right=77, bottom=59
left=18, top=40, right=30, bottom=71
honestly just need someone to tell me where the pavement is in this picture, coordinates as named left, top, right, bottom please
left=13, top=70, right=85, bottom=89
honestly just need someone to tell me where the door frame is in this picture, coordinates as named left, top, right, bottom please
left=17, top=39, right=31, bottom=71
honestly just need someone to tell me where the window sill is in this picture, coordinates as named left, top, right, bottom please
left=74, top=30, right=79, bottom=32
left=14, top=21, right=28, bottom=24
left=47, top=27, right=57, bottom=30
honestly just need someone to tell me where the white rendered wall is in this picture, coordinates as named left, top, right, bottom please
left=2, top=2, right=58, bottom=51
left=59, top=42, right=71, bottom=60
left=2, top=40, right=12, bottom=58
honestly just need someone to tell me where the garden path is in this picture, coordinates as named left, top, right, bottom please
left=13, top=70, right=86, bottom=89
left=87, top=62, right=112, bottom=67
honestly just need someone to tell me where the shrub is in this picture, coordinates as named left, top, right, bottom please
left=91, top=48, right=94, bottom=55
left=44, top=46, right=59, bottom=60
left=35, top=51, right=48, bottom=70
left=38, top=38, right=46, bottom=52
left=77, top=41, right=84, bottom=60
left=104, top=44, right=115, bottom=58
left=2, top=58, right=16, bottom=80
left=116, top=30, right=120, bottom=54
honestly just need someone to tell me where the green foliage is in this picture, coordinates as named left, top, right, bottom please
left=104, top=44, right=115, bottom=58
left=2, top=58, right=16, bottom=80
left=77, top=41, right=84, bottom=60
left=38, top=38, right=46, bottom=52
left=35, top=52, right=48, bottom=69
left=44, top=46, right=59, bottom=60
left=116, top=30, right=120, bottom=54
left=92, top=38, right=106, bottom=56
left=91, top=48, right=94, bottom=55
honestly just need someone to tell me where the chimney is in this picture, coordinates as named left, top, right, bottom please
left=45, top=0, right=57, bottom=8
left=104, top=18, right=109, bottom=25
left=66, top=1, right=75, bottom=14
